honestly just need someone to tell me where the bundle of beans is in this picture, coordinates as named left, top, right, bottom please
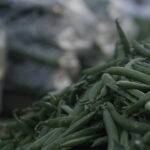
left=1, top=20, right=150, bottom=150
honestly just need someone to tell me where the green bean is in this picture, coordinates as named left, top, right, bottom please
left=34, top=101, right=57, bottom=111
left=114, top=41, right=125, bottom=60
left=103, top=109, right=119, bottom=150
left=26, top=128, right=65, bottom=150
left=45, top=132, right=96, bottom=150
left=44, top=128, right=66, bottom=145
left=57, top=100, right=65, bottom=117
left=126, top=89, right=144, bottom=99
left=42, top=93, right=59, bottom=105
left=117, top=81, right=150, bottom=91
left=43, top=126, right=99, bottom=150
left=102, top=73, right=137, bottom=103
left=105, top=67, right=150, bottom=85
left=138, top=62, right=150, bottom=68
left=91, top=136, right=107, bottom=147
left=125, top=58, right=144, bottom=69
left=42, top=116, right=72, bottom=128
left=83, top=59, right=120, bottom=75
left=69, top=104, right=84, bottom=122
left=61, top=105, right=73, bottom=114
left=132, top=40, right=150, bottom=57
left=99, top=85, right=107, bottom=98
left=125, top=92, right=150, bottom=116
left=122, top=58, right=143, bottom=81
left=61, top=135, right=96, bottom=148
left=79, top=89, right=90, bottom=103
left=71, top=109, right=89, bottom=123
left=42, top=142, right=60, bottom=150
left=144, top=101, right=150, bottom=112
left=25, top=129, right=59, bottom=150
left=88, top=81, right=103, bottom=101
left=132, top=63, right=150, bottom=75
left=115, top=19, right=130, bottom=53
left=61, top=125, right=99, bottom=143
left=107, top=102, right=150, bottom=134
left=120, top=131, right=129, bottom=150
left=64, top=111, right=95, bottom=135
left=142, top=131, right=150, bottom=145
left=3, top=23, right=150, bottom=150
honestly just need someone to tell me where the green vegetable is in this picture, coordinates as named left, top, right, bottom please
left=132, top=40, right=150, bottom=58
left=105, top=67, right=150, bottom=85
left=107, top=102, right=150, bottom=134
left=126, top=91, right=150, bottom=116
left=120, top=131, right=129, bottom=150
left=61, top=135, right=96, bottom=147
left=103, top=109, right=119, bottom=150
left=115, top=19, right=130, bottom=54
left=1, top=21, right=150, bottom=150
left=117, top=81, right=150, bottom=91
left=91, top=136, right=107, bottom=147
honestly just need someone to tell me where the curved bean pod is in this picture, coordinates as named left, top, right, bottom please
left=103, top=109, right=119, bottom=150
left=107, top=102, right=150, bottom=134
left=117, top=81, right=150, bottom=91
left=105, top=67, right=150, bottom=85
left=126, top=91, right=150, bottom=116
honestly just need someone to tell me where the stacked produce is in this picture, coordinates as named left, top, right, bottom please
left=1, top=21, right=150, bottom=150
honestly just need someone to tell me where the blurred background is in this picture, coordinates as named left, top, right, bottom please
left=0, top=0, right=150, bottom=116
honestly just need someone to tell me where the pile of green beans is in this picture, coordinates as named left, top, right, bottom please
left=1, top=20, right=150, bottom=150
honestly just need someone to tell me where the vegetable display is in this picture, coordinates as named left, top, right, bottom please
left=1, top=20, right=150, bottom=150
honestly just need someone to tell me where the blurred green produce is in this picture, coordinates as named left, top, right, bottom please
left=0, top=0, right=150, bottom=114
left=1, top=20, right=150, bottom=150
